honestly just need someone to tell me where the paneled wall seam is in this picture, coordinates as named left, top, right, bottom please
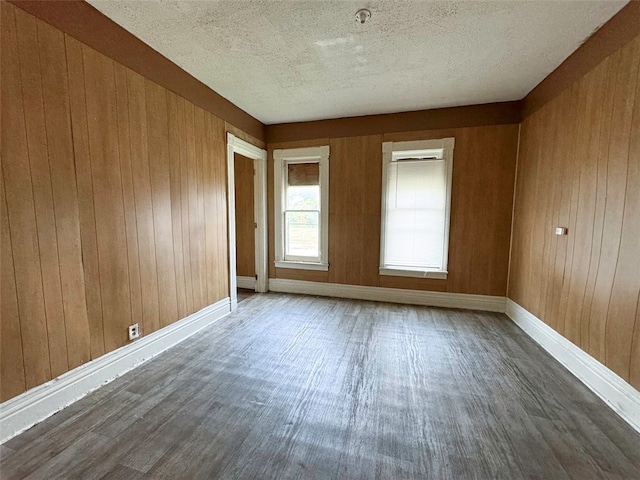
left=13, top=5, right=55, bottom=383
left=1, top=167, right=28, bottom=396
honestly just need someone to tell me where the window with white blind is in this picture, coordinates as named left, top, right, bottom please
left=274, top=146, right=329, bottom=270
left=379, top=138, right=454, bottom=279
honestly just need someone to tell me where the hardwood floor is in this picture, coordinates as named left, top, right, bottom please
left=2, top=293, right=639, bottom=479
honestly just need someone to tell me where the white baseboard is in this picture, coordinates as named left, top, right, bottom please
left=268, top=278, right=507, bottom=312
left=236, top=276, right=256, bottom=290
left=0, top=297, right=231, bottom=444
left=506, top=299, right=640, bottom=434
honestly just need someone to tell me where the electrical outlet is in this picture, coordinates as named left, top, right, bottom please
left=128, top=323, right=140, bottom=341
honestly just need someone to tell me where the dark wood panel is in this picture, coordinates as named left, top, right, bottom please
left=509, top=35, right=640, bottom=388
left=1, top=2, right=52, bottom=389
left=234, top=154, right=255, bottom=278
left=38, top=17, right=91, bottom=370
left=82, top=45, right=133, bottom=352
left=0, top=169, right=27, bottom=401
left=126, top=69, right=160, bottom=336
left=65, top=35, right=106, bottom=361
left=3, top=295, right=640, bottom=478
left=146, top=79, right=179, bottom=328
left=113, top=63, right=144, bottom=338
left=266, top=102, right=521, bottom=143
left=167, top=92, right=189, bottom=319
left=14, top=7, right=68, bottom=378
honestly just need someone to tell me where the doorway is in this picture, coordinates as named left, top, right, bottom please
left=234, top=153, right=256, bottom=290
left=226, top=134, right=267, bottom=310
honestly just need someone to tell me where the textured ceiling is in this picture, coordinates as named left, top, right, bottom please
left=89, top=0, right=627, bottom=124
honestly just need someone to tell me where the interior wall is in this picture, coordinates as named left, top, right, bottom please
left=267, top=124, right=519, bottom=295
left=509, top=34, right=640, bottom=389
left=1, top=3, right=231, bottom=402
left=234, top=154, right=256, bottom=278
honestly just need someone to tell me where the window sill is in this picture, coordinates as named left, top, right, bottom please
left=379, top=268, right=447, bottom=280
left=275, top=261, right=329, bottom=271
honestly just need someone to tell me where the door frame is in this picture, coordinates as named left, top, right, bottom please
left=226, top=133, right=268, bottom=310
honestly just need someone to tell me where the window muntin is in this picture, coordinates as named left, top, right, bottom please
left=380, top=138, right=454, bottom=278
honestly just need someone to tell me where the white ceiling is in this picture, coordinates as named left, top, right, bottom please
left=89, top=0, right=627, bottom=125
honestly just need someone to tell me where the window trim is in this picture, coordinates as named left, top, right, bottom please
left=274, top=145, right=329, bottom=270
left=379, top=137, right=455, bottom=279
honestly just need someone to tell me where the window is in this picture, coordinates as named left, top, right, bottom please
left=274, top=146, right=329, bottom=270
left=380, top=138, right=454, bottom=279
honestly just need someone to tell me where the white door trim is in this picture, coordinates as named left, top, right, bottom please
left=227, top=133, right=268, bottom=310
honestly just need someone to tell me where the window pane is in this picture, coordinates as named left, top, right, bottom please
left=384, top=159, right=447, bottom=270
left=286, top=185, right=320, bottom=210
left=285, top=211, right=319, bottom=258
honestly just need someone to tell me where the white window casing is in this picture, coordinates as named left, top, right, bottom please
left=274, top=146, right=329, bottom=271
left=379, top=137, right=455, bottom=279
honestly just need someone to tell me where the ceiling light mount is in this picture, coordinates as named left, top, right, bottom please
left=355, top=9, right=371, bottom=24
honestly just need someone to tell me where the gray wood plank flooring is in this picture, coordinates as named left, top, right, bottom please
left=1, top=293, right=639, bottom=479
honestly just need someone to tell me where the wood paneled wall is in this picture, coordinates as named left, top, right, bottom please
left=1, top=3, right=230, bottom=402
left=509, top=34, right=640, bottom=389
left=267, top=124, right=519, bottom=296
left=234, top=154, right=255, bottom=278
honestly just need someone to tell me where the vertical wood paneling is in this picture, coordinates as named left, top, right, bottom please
left=1, top=2, right=52, bottom=389
left=65, top=35, right=106, bottom=360
left=193, top=107, right=208, bottom=310
left=510, top=35, right=640, bottom=388
left=1, top=169, right=27, bottom=401
left=213, top=134, right=230, bottom=300
left=146, top=80, right=178, bottom=328
left=13, top=8, right=68, bottom=378
left=82, top=46, right=132, bottom=352
left=604, top=38, right=640, bottom=378
left=203, top=112, right=218, bottom=303
left=113, top=63, right=144, bottom=336
left=166, top=92, right=188, bottom=319
left=1, top=3, right=233, bottom=401
left=177, top=97, right=195, bottom=314
left=126, top=70, right=160, bottom=336
left=234, top=153, right=255, bottom=278
left=38, top=19, right=91, bottom=370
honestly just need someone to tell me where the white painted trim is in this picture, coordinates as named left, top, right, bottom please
left=379, top=268, right=447, bottom=279
left=227, top=133, right=269, bottom=308
left=0, top=297, right=231, bottom=444
left=269, top=278, right=506, bottom=312
left=273, top=145, right=330, bottom=267
left=236, top=275, right=256, bottom=290
left=254, top=158, right=268, bottom=293
left=274, top=261, right=329, bottom=271
left=506, top=299, right=640, bottom=434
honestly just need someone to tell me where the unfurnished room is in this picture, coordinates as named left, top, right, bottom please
left=1, top=0, right=639, bottom=478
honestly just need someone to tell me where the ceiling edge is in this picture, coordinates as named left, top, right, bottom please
left=522, top=0, right=640, bottom=118
left=265, top=102, right=522, bottom=144
left=8, top=0, right=265, bottom=141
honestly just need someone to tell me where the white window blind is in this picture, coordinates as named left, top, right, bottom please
left=380, top=138, right=454, bottom=278
left=384, top=158, right=447, bottom=270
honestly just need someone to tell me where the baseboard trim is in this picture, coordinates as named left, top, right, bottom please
left=269, top=278, right=507, bottom=312
left=236, top=276, right=256, bottom=290
left=0, top=297, right=231, bottom=444
left=506, top=299, right=640, bottom=434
